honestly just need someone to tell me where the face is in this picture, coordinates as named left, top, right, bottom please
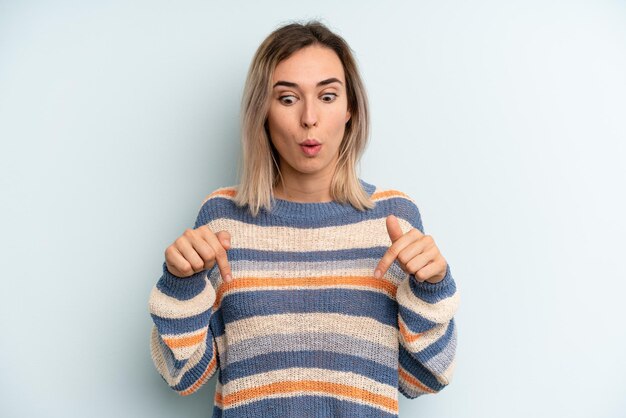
left=266, top=44, right=351, bottom=181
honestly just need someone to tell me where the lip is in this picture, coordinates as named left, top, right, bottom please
left=300, top=143, right=322, bottom=156
left=299, top=138, right=321, bottom=146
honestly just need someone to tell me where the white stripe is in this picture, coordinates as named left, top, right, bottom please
left=148, top=278, right=215, bottom=319
left=160, top=328, right=209, bottom=361
left=205, top=217, right=415, bottom=252
left=396, top=276, right=460, bottom=323
left=399, top=316, right=449, bottom=352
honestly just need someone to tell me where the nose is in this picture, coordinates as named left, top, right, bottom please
left=300, top=99, right=318, bottom=128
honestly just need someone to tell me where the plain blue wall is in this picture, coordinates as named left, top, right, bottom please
left=1, top=1, right=625, bottom=417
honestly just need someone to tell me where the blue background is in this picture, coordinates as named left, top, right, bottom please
left=1, top=1, right=625, bottom=417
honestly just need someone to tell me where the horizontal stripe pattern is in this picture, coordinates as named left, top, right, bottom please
left=396, top=273, right=460, bottom=331
left=148, top=179, right=459, bottom=416
left=220, top=348, right=398, bottom=388
left=215, top=311, right=398, bottom=349
left=149, top=279, right=215, bottom=319
left=223, top=367, right=397, bottom=404
left=150, top=325, right=217, bottom=391
left=213, top=394, right=398, bottom=418
left=222, top=380, right=398, bottom=415
left=223, top=331, right=398, bottom=369
left=219, top=287, right=398, bottom=325
left=203, top=217, right=414, bottom=252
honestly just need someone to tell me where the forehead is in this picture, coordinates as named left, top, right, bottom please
left=273, top=45, right=345, bottom=85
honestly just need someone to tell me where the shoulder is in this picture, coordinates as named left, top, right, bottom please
left=369, top=181, right=419, bottom=209
left=199, top=184, right=238, bottom=207
left=367, top=181, right=424, bottom=232
left=361, top=178, right=417, bottom=206
left=193, top=184, right=239, bottom=227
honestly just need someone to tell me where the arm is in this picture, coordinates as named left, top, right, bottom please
left=148, top=204, right=220, bottom=396
left=396, top=208, right=460, bottom=398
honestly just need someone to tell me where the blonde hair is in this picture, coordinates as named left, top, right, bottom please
left=233, top=20, right=374, bottom=217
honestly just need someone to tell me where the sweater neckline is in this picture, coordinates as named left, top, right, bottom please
left=266, top=179, right=376, bottom=219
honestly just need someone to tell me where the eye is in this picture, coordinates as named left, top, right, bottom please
left=279, top=95, right=297, bottom=105
left=321, top=93, right=337, bottom=102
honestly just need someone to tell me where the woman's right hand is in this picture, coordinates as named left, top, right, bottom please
left=164, top=226, right=233, bottom=283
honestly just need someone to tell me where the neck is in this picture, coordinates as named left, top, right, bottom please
left=273, top=170, right=335, bottom=203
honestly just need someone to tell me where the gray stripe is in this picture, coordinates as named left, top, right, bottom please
left=231, top=258, right=406, bottom=277
left=225, top=331, right=398, bottom=369
left=423, top=324, right=457, bottom=375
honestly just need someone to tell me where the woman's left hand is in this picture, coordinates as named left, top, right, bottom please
left=374, top=215, right=448, bottom=284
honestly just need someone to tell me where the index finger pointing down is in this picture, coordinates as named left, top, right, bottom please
left=205, top=230, right=232, bottom=283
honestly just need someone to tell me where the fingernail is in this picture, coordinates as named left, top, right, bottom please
left=224, top=239, right=230, bottom=246
left=374, top=269, right=381, bottom=279
left=224, top=274, right=231, bottom=282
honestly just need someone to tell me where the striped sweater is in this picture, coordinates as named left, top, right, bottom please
left=148, top=179, right=459, bottom=417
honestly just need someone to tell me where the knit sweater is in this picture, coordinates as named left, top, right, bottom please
left=148, top=179, right=459, bottom=417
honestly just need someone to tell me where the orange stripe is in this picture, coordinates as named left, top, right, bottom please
left=371, top=190, right=410, bottom=201
left=398, top=367, right=436, bottom=394
left=208, top=188, right=236, bottom=199
left=214, top=275, right=398, bottom=307
left=398, top=318, right=423, bottom=343
left=222, top=380, right=398, bottom=412
left=162, top=330, right=207, bottom=349
left=214, top=388, right=223, bottom=408
left=180, top=341, right=219, bottom=396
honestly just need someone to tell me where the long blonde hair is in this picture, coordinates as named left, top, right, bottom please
left=233, top=20, right=374, bottom=217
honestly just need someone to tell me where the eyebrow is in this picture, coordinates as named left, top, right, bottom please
left=272, top=77, right=344, bottom=89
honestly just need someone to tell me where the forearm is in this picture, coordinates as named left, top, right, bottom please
left=148, top=262, right=219, bottom=395
left=396, top=264, right=459, bottom=397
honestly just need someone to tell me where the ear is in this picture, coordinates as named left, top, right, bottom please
left=345, top=110, right=351, bottom=124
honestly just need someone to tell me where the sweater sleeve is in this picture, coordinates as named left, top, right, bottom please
left=148, top=203, right=220, bottom=396
left=396, top=205, right=460, bottom=398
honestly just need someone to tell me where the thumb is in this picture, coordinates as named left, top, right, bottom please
left=215, top=230, right=231, bottom=250
left=386, top=215, right=404, bottom=243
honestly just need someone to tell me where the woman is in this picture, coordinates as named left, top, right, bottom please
left=148, top=20, right=459, bottom=417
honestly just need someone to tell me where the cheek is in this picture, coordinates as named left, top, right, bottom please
left=328, top=100, right=349, bottom=131
left=329, top=111, right=348, bottom=134
left=266, top=108, right=279, bottom=132
left=267, top=107, right=294, bottom=137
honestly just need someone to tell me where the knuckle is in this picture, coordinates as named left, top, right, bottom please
left=190, top=259, right=204, bottom=271
left=204, top=246, right=216, bottom=261
left=214, top=245, right=227, bottom=259
left=179, top=263, right=193, bottom=276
